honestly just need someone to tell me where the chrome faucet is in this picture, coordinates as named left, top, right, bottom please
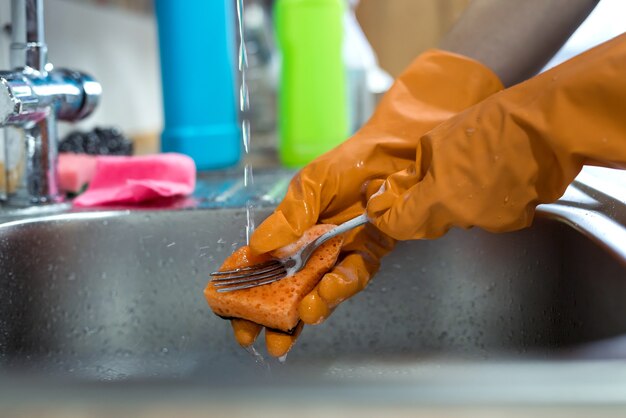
left=0, top=0, right=101, bottom=206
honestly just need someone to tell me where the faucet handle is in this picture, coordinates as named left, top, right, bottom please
left=0, top=70, right=102, bottom=126
left=0, top=76, right=23, bottom=125
left=57, top=69, right=102, bottom=122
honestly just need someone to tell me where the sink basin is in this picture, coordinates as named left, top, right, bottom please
left=0, top=168, right=625, bottom=410
left=0, top=203, right=625, bottom=376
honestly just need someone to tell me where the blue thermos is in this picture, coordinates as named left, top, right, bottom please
left=155, top=0, right=240, bottom=170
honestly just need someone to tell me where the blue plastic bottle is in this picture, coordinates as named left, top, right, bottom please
left=155, top=0, right=240, bottom=170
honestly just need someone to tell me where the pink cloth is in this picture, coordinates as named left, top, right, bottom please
left=73, top=153, right=196, bottom=207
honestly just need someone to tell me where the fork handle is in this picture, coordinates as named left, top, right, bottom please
left=300, top=214, right=369, bottom=267
left=327, top=213, right=370, bottom=239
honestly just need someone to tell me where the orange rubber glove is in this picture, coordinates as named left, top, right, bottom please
left=368, top=33, right=626, bottom=241
left=231, top=49, right=503, bottom=357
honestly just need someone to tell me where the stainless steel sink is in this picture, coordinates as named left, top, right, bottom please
left=0, top=167, right=625, bottom=410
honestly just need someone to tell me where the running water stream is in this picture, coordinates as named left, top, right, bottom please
left=236, top=0, right=275, bottom=372
left=237, top=0, right=255, bottom=245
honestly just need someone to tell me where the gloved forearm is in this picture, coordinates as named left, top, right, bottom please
left=368, top=33, right=626, bottom=241
left=236, top=50, right=503, bottom=356
left=251, top=49, right=503, bottom=254
left=440, top=0, right=600, bottom=86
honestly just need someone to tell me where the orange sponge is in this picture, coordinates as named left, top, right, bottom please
left=204, top=224, right=342, bottom=332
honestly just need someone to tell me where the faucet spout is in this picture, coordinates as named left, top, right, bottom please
left=11, top=0, right=47, bottom=73
left=0, top=0, right=101, bottom=206
left=23, top=113, right=58, bottom=203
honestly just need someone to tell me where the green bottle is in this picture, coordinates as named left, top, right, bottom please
left=275, top=0, right=348, bottom=167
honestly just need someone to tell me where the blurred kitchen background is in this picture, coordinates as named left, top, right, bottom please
left=1, top=0, right=624, bottom=157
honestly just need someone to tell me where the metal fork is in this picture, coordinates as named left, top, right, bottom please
left=210, top=214, right=369, bottom=292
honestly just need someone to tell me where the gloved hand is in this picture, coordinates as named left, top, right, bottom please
left=368, top=33, right=626, bottom=241
left=231, top=49, right=503, bottom=357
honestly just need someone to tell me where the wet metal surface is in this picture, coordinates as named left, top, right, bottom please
left=0, top=208, right=625, bottom=383
left=0, top=167, right=624, bottom=407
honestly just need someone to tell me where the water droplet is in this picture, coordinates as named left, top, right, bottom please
left=238, top=42, right=248, bottom=71
left=236, top=0, right=247, bottom=71
left=236, top=0, right=245, bottom=35
left=244, top=345, right=272, bottom=374
left=465, top=127, right=475, bottom=137
left=245, top=202, right=255, bottom=245
left=242, top=120, right=251, bottom=153
left=244, top=164, right=254, bottom=187
left=239, top=78, right=250, bottom=112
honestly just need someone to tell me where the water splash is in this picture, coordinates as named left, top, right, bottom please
left=244, top=345, right=271, bottom=376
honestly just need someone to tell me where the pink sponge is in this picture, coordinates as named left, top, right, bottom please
left=58, top=153, right=98, bottom=194
left=72, top=153, right=196, bottom=207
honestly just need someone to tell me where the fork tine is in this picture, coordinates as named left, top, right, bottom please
left=215, top=271, right=288, bottom=293
left=212, top=266, right=287, bottom=287
left=210, top=260, right=282, bottom=277
left=211, top=263, right=285, bottom=282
